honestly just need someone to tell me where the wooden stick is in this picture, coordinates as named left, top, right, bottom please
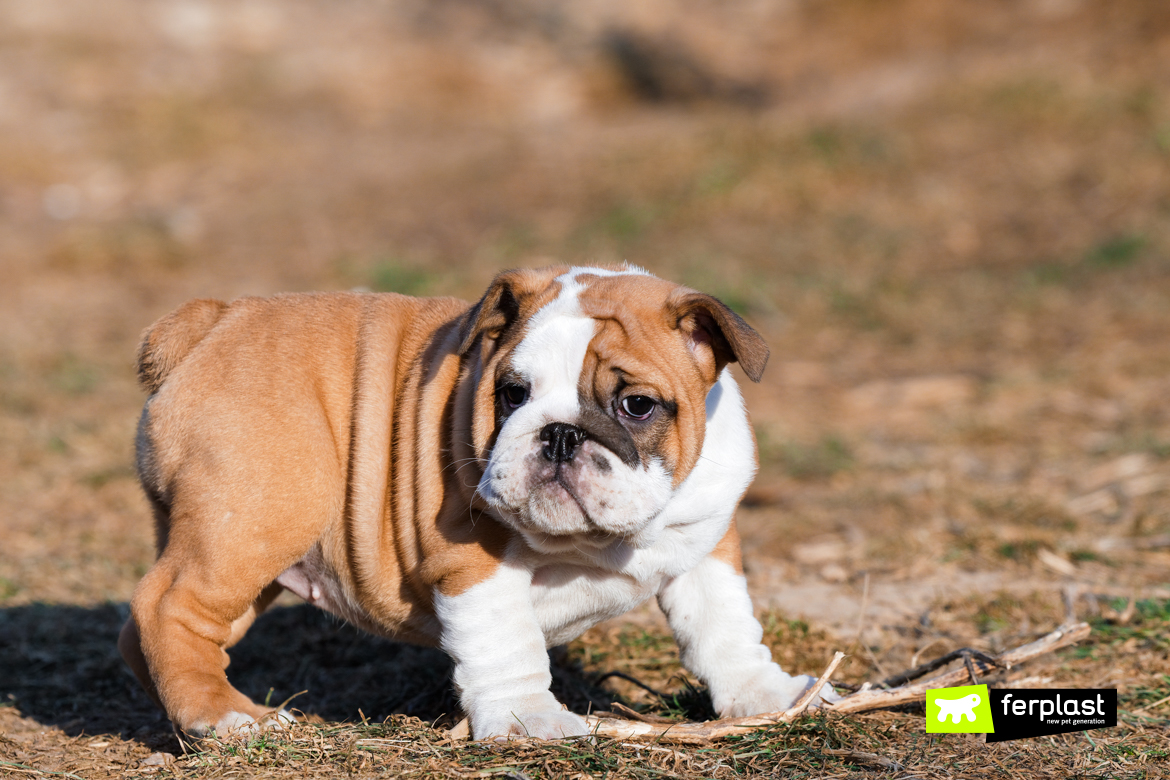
left=580, top=621, right=1090, bottom=743
left=582, top=651, right=845, bottom=744
left=826, top=621, right=1089, bottom=716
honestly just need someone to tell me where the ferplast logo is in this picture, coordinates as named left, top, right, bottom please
left=924, top=686, right=1118, bottom=742
left=925, top=684, right=995, bottom=734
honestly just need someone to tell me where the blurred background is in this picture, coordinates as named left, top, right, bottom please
left=2, top=0, right=1169, bottom=656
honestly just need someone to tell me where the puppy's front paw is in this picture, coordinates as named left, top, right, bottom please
left=198, top=709, right=296, bottom=738
left=471, top=695, right=589, bottom=741
left=714, top=666, right=841, bottom=718
left=783, top=672, right=843, bottom=708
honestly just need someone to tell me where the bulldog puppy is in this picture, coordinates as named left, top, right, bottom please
left=119, top=265, right=838, bottom=740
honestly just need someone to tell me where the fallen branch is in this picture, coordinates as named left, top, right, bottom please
left=581, top=651, right=845, bottom=744
left=827, top=621, right=1090, bottom=716
left=878, top=647, right=1001, bottom=688
left=578, top=621, right=1090, bottom=743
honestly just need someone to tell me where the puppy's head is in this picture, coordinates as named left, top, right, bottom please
left=459, top=266, right=768, bottom=553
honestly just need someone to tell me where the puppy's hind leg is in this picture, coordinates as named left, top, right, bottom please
left=129, top=530, right=313, bottom=738
left=119, top=590, right=282, bottom=714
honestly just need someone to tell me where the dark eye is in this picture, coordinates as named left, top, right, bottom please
left=499, top=384, right=528, bottom=410
left=620, top=395, right=656, bottom=421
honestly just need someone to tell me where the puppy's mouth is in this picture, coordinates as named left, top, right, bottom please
left=549, top=469, right=591, bottom=521
left=494, top=475, right=626, bottom=549
left=478, top=435, right=667, bottom=548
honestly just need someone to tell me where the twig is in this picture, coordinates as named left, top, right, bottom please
left=593, top=671, right=668, bottom=699
left=1062, top=585, right=1080, bottom=625
left=608, top=703, right=675, bottom=724
left=878, top=647, right=1001, bottom=689
left=961, top=651, right=981, bottom=686
left=581, top=622, right=1089, bottom=742
left=0, top=762, right=86, bottom=780
left=581, top=652, right=845, bottom=744
left=824, top=748, right=904, bottom=771
left=827, top=622, right=1090, bottom=716
left=1133, top=693, right=1170, bottom=715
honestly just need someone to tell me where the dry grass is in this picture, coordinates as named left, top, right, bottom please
left=2, top=0, right=1170, bottom=776
left=2, top=599, right=1167, bottom=778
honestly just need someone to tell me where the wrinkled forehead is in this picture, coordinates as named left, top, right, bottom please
left=575, top=274, right=694, bottom=376
left=531, top=268, right=682, bottom=327
left=508, top=267, right=691, bottom=385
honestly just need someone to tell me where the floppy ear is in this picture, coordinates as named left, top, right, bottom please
left=670, top=291, right=769, bottom=382
left=458, top=271, right=523, bottom=356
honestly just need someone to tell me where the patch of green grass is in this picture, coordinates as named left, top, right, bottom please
left=976, top=612, right=1009, bottom=635
left=1132, top=432, right=1170, bottom=460
left=1084, top=233, right=1146, bottom=269
left=693, top=159, right=743, bottom=196
left=971, top=594, right=1028, bottom=635
left=761, top=613, right=811, bottom=641
left=1122, top=675, right=1170, bottom=710
left=758, top=430, right=853, bottom=480
left=614, top=627, right=676, bottom=655
left=805, top=125, right=893, bottom=168
left=369, top=260, right=436, bottom=296
left=566, top=201, right=663, bottom=254
left=0, top=577, right=19, bottom=600
left=654, top=678, right=717, bottom=722
left=493, top=223, right=539, bottom=262
left=1023, top=260, right=1071, bottom=286
left=603, top=204, right=654, bottom=241
left=827, top=285, right=885, bottom=330
left=995, top=540, right=1039, bottom=561
left=81, top=464, right=136, bottom=489
left=1156, top=125, right=1170, bottom=153
left=1125, top=598, right=1170, bottom=622
left=1088, top=598, right=1170, bottom=650
left=985, top=78, right=1068, bottom=121
left=49, top=353, right=99, bottom=395
left=676, top=267, right=772, bottom=316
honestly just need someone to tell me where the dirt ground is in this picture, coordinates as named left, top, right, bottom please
left=1, top=0, right=1169, bottom=777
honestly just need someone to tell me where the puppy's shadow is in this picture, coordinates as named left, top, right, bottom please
left=229, top=603, right=460, bottom=723
left=0, top=602, right=614, bottom=745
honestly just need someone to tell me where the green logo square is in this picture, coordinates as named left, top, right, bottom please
left=926, top=684, right=995, bottom=733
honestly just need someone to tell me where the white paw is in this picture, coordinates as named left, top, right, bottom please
left=714, top=665, right=841, bottom=718
left=258, top=708, right=297, bottom=729
left=786, top=673, right=843, bottom=707
left=210, top=709, right=295, bottom=736
left=471, top=698, right=589, bottom=741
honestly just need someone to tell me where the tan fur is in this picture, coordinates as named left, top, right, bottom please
left=121, top=269, right=767, bottom=736
left=125, top=292, right=510, bottom=733
left=710, top=519, right=744, bottom=574
left=136, top=299, right=228, bottom=394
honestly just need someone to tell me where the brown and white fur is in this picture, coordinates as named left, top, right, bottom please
left=119, top=265, right=837, bottom=741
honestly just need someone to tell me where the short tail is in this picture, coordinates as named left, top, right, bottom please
left=136, top=298, right=228, bottom=393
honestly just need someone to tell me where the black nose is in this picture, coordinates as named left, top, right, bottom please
left=540, top=422, right=587, bottom=463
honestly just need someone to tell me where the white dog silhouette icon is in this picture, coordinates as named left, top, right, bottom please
left=935, top=693, right=981, bottom=723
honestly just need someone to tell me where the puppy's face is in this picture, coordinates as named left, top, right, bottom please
left=460, top=266, right=768, bottom=554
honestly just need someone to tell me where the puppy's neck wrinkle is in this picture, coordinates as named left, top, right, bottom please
left=336, top=295, right=505, bottom=640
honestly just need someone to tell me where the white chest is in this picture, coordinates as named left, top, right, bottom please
left=530, top=564, right=663, bottom=646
